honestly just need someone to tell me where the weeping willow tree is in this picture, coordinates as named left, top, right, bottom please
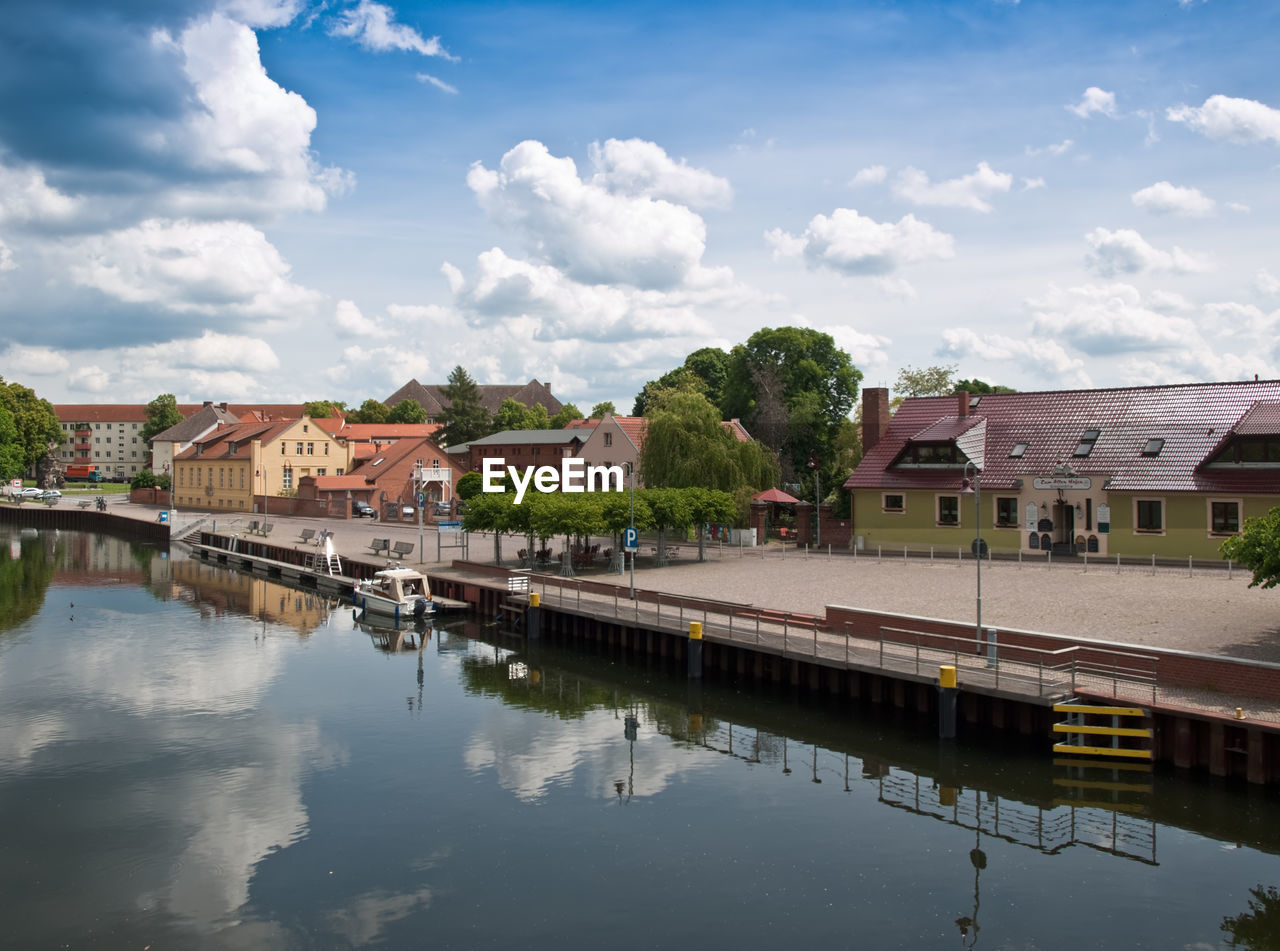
left=639, top=389, right=777, bottom=494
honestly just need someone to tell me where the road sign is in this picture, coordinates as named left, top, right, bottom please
left=416, top=492, right=425, bottom=506
left=623, top=526, right=638, bottom=552
left=439, top=520, right=462, bottom=534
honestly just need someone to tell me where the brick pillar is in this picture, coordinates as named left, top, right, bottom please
left=796, top=502, right=814, bottom=545
left=750, top=500, right=768, bottom=543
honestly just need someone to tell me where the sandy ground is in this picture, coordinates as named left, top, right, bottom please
left=624, top=547, right=1280, bottom=662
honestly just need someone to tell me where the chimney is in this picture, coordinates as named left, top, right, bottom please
left=202, top=400, right=212, bottom=408
left=957, top=391, right=969, bottom=418
left=862, top=388, right=890, bottom=454
left=219, top=402, right=229, bottom=412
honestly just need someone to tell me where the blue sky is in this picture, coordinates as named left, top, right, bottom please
left=1, top=0, right=1278, bottom=411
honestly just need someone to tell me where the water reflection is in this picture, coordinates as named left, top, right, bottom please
left=0, top=527, right=57, bottom=632
left=4, top=529, right=1280, bottom=949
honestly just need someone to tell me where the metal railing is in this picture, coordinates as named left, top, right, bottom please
left=502, top=568, right=1158, bottom=704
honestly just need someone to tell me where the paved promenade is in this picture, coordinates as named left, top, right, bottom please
left=136, top=499, right=1280, bottom=665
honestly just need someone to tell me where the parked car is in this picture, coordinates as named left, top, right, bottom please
left=431, top=501, right=451, bottom=516
left=401, top=505, right=416, bottom=519
left=40, top=489, right=62, bottom=502
left=17, top=486, right=43, bottom=498
left=352, top=500, right=377, bottom=518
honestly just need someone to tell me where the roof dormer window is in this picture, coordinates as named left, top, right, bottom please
left=1141, top=438, right=1164, bottom=457
left=1074, top=429, right=1100, bottom=457
left=1009, top=442, right=1028, bottom=458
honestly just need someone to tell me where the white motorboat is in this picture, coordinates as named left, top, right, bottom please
left=353, top=567, right=436, bottom=620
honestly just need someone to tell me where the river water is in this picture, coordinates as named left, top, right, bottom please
left=2, top=526, right=1279, bottom=950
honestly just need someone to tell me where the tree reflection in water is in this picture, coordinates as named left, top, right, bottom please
left=1222, top=884, right=1280, bottom=950
left=0, top=530, right=56, bottom=633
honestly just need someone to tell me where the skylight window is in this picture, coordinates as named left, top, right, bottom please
left=1142, top=438, right=1164, bottom=457
left=1009, top=442, right=1028, bottom=458
left=1074, top=429, right=1100, bottom=457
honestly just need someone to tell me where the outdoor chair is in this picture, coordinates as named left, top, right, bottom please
left=298, top=528, right=316, bottom=544
left=367, top=538, right=391, bottom=556
left=390, top=540, right=415, bottom=559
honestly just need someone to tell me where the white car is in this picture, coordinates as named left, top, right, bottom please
left=17, top=487, right=43, bottom=498
left=40, top=490, right=62, bottom=502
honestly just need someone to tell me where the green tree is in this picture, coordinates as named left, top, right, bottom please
left=387, top=398, right=428, bottom=424
left=632, top=347, right=729, bottom=416
left=438, top=366, right=492, bottom=446
left=1222, top=884, right=1280, bottom=949
left=685, top=487, right=737, bottom=561
left=304, top=400, right=344, bottom=417
left=640, top=389, right=777, bottom=492
left=349, top=398, right=389, bottom=424
left=456, top=471, right=484, bottom=501
left=720, top=327, right=860, bottom=486
left=493, top=398, right=549, bottom=431
left=894, top=364, right=957, bottom=398
left=1221, top=507, right=1280, bottom=589
left=140, top=393, right=183, bottom=443
left=549, top=402, right=583, bottom=429
left=0, top=379, right=63, bottom=479
left=590, top=401, right=616, bottom=418
left=641, top=487, right=693, bottom=566
left=953, top=378, right=1017, bottom=395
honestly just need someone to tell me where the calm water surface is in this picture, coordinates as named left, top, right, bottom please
left=2, top=527, right=1280, bottom=950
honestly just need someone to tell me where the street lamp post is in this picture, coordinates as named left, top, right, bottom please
left=961, top=459, right=983, bottom=646
left=256, top=465, right=267, bottom=520
left=628, top=461, right=636, bottom=601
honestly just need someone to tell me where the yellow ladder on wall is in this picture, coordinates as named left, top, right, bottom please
left=1052, top=700, right=1153, bottom=760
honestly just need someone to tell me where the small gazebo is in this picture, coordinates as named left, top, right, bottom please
left=752, top=487, right=801, bottom=539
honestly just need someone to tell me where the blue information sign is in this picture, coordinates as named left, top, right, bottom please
left=416, top=492, right=425, bottom=506
left=623, top=526, right=638, bottom=552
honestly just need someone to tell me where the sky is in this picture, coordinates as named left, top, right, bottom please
left=1, top=0, right=1278, bottom=413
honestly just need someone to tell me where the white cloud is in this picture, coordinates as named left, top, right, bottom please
left=1025, top=139, right=1074, bottom=157
left=1227, top=201, right=1251, bottom=213
left=1255, top=269, right=1280, bottom=297
left=415, top=73, right=458, bottom=94
left=0, top=344, right=69, bottom=374
left=1084, top=227, right=1211, bottom=277
left=1067, top=86, right=1117, bottom=119
left=1027, top=282, right=1203, bottom=355
left=1131, top=181, right=1216, bottom=216
left=940, top=327, right=1091, bottom=387
left=0, top=161, right=81, bottom=224
left=1167, top=94, right=1280, bottom=146
left=588, top=138, right=732, bottom=209
left=766, top=208, right=955, bottom=277
left=328, top=0, right=455, bottom=59
left=69, top=218, right=322, bottom=320
left=68, top=365, right=112, bottom=393
left=1021, top=177, right=1046, bottom=191
left=848, top=165, right=887, bottom=187
left=0, top=238, right=13, bottom=273
left=467, top=140, right=713, bottom=290
left=334, top=299, right=382, bottom=336
left=821, top=324, right=892, bottom=372
left=216, top=0, right=304, bottom=28
left=891, top=162, right=1012, bottom=212
left=156, top=14, right=353, bottom=217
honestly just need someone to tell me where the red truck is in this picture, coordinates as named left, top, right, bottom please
left=65, top=465, right=104, bottom=483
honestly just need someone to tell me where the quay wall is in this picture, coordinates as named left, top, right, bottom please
left=826, top=605, right=1280, bottom=704
left=432, top=560, right=1280, bottom=786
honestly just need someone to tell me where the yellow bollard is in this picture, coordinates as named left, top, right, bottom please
left=689, top=621, right=702, bottom=640
left=530, top=592, right=540, bottom=608
left=939, top=664, right=957, bottom=689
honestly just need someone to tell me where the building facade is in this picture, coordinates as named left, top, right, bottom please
left=844, top=381, right=1280, bottom=560
left=173, top=417, right=352, bottom=513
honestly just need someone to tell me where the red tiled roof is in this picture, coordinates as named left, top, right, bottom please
left=846, top=379, right=1280, bottom=494
left=312, top=475, right=372, bottom=490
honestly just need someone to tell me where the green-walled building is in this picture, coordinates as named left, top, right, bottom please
left=844, top=380, right=1280, bottom=561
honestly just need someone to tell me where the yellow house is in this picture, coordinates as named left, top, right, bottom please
left=173, top=417, right=353, bottom=513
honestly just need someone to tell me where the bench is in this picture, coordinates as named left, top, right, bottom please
left=390, top=540, right=415, bottom=559
left=251, top=522, right=273, bottom=537
left=246, top=519, right=260, bottom=534
left=77, top=498, right=92, bottom=509
left=297, top=528, right=316, bottom=544
left=367, top=537, right=391, bottom=556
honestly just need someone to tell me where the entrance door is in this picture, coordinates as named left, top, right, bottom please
left=1057, top=501, right=1075, bottom=552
